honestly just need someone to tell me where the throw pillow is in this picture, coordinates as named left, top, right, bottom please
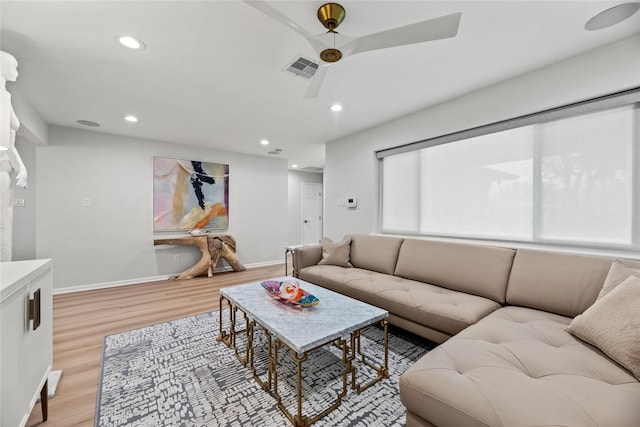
left=318, top=236, right=353, bottom=267
left=567, top=275, right=640, bottom=380
left=597, top=260, right=640, bottom=300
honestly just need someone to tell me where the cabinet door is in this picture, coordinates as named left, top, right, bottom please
left=1, top=289, right=28, bottom=427
left=25, top=269, right=53, bottom=407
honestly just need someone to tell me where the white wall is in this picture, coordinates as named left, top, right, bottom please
left=287, top=170, right=323, bottom=245
left=324, top=35, right=640, bottom=240
left=35, top=126, right=288, bottom=289
left=11, top=137, right=37, bottom=261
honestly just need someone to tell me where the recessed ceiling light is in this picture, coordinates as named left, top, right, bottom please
left=330, top=104, right=343, bottom=112
left=585, top=2, right=640, bottom=31
left=260, top=139, right=269, bottom=146
left=292, top=164, right=299, bottom=168
left=0, top=146, right=8, bottom=152
left=76, top=119, right=101, bottom=127
left=124, top=115, right=139, bottom=123
left=118, top=35, right=146, bottom=50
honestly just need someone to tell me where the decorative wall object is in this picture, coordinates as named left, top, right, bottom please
left=153, top=156, right=229, bottom=231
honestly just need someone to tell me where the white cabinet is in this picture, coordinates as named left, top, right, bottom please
left=1, top=259, right=53, bottom=427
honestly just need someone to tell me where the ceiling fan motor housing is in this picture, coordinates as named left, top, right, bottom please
left=318, top=3, right=346, bottom=32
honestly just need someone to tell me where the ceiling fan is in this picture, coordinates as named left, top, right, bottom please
left=244, top=1, right=461, bottom=99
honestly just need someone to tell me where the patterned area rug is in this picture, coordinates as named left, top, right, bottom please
left=96, top=311, right=432, bottom=427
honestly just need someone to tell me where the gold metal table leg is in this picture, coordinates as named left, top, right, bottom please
left=216, top=297, right=250, bottom=366
left=216, top=295, right=232, bottom=345
left=249, top=322, right=272, bottom=391
left=232, top=310, right=251, bottom=366
left=352, top=320, right=389, bottom=394
left=272, top=337, right=353, bottom=426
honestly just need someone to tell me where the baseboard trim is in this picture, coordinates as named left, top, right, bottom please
left=53, top=275, right=172, bottom=295
left=53, top=260, right=283, bottom=295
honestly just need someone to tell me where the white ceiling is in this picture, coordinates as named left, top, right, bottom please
left=1, top=1, right=639, bottom=170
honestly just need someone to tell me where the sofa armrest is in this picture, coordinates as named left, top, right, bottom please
left=293, top=245, right=322, bottom=277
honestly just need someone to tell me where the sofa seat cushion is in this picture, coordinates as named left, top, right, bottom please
left=400, top=306, right=640, bottom=427
left=299, top=265, right=501, bottom=336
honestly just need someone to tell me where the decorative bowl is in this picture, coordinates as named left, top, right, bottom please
left=260, top=280, right=319, bottom=307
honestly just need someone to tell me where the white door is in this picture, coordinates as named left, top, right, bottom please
left=302, top=182, right=322, bottom=245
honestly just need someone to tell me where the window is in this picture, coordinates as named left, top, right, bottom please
left=379, top=90, right=640, bottom=249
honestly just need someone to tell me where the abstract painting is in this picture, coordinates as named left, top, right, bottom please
left=153, top=156, right=229, bottom=231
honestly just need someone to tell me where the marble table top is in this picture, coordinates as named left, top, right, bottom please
left=221, top=276, right=388, bottom=355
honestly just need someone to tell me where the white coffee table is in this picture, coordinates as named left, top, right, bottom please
left=218, top=277, right=389, bottom=426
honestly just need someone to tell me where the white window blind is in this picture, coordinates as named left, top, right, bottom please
left=380, top=90, right=639, bottom=249
left=537, top=107, right=634, bottom=245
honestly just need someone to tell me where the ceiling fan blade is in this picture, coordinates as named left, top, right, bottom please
left=243, top=0, right=314, bottom=39
left=243, top=1, right=331, bottom=56
left=342, top=12, right=461, bottom=56
left=303, top=64, right=329, bottom=99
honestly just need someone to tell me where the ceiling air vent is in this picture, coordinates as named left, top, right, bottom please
left=284, top=56, right=318, bottom=80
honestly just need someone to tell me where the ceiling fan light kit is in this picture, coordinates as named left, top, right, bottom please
left=320, top=48, right=342, bottom=63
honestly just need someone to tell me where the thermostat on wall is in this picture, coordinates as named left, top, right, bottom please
left=346, top=197, right=358, bottom=208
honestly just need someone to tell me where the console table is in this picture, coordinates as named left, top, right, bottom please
left=1, top=259, right=53, bottom=427
left=154, top=234, right=246, bottom=279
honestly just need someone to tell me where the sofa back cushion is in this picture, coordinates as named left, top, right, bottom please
left=506, top=250, right=613, bottom=317
left=393, top=239, right=516, bottom=303
left=349, top=234, right=404, bottom=275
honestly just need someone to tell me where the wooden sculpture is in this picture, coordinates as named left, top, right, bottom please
left=154, top=234, right=246, bottom=280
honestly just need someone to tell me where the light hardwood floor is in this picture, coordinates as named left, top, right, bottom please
left=26, top=264, right=285, bottom=427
